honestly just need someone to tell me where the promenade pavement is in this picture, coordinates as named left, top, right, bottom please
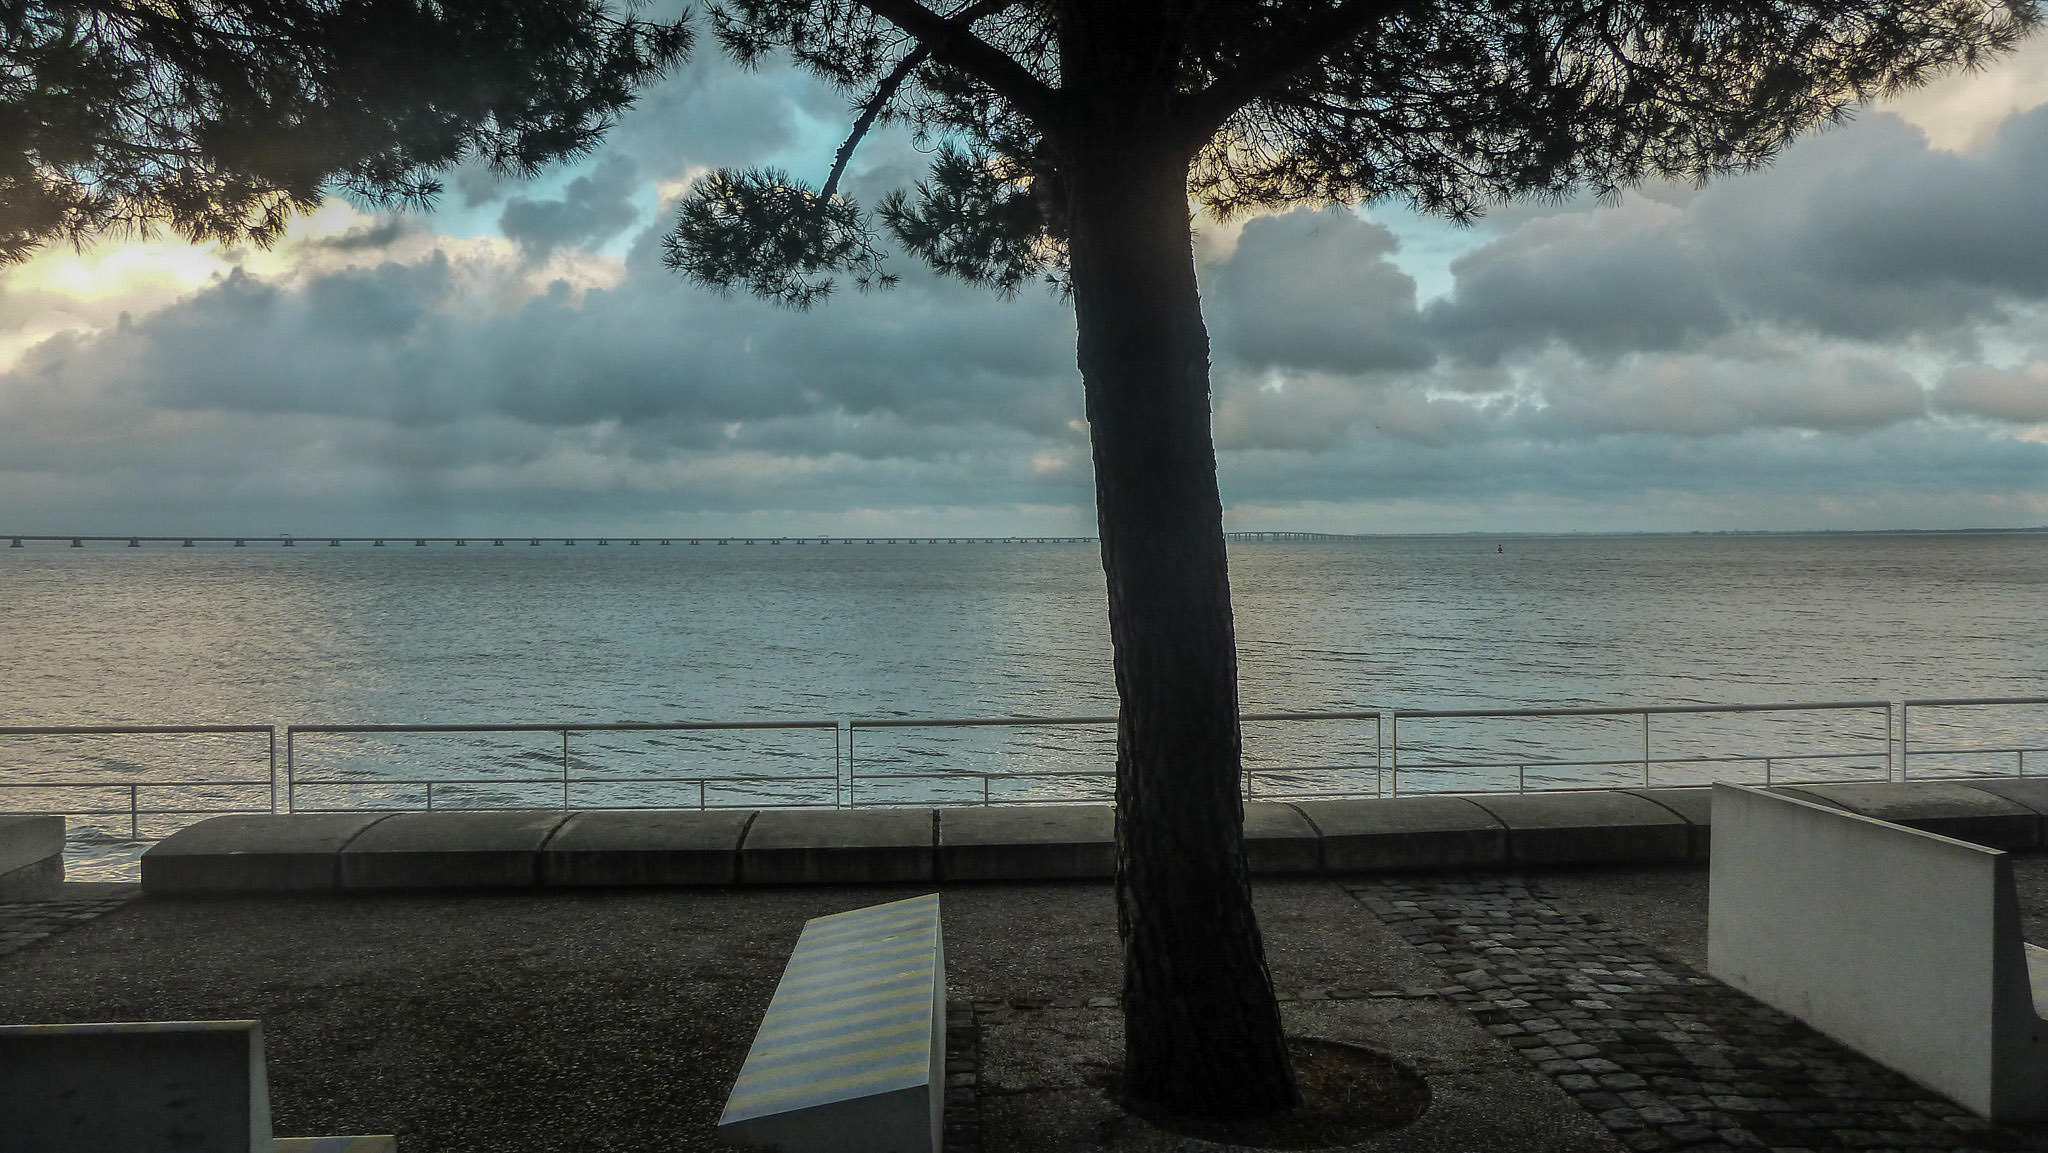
left=6, top=864, right=2048, bottom=1153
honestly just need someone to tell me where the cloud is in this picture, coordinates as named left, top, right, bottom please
left=1203, top=208, right=1433, bottom=375
left=1427, top=105, right=2048, bottom=360
left=1933, top=362, right=2048, bottom=423
left=1425, top=199, right=1727, bottom=362
left=10, top=42, right=2048, bottom=535
left=499, top=156, right=644, bottom=262
left=1520, top=345, right=1930, bottom=438
left=1886, top=34, right=2048, bottom=152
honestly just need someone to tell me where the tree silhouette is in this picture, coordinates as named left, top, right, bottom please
left=3, top=0, right=2032, bottom=1124
left=0, top=1, right=687, bottom=264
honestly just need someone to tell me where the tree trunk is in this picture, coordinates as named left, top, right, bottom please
left=1063, top=137, right=1300, bottom=1121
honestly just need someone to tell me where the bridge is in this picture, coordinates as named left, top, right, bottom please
left=6, top=532, right=1356, bottom=548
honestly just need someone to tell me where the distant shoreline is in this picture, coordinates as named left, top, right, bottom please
left=5, top=526, right=2045, bottom=547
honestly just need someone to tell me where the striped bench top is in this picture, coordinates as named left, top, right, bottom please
left=720, top=893, right=944, bottom=1126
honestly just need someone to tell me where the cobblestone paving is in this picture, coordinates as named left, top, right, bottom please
left=1351, top=876, right=2048, bottom=1153
left=947, top=999, right=983, bottom=1153
left=0, top=893, right=137, bottom=959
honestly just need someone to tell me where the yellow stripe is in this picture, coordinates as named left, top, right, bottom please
left=778, top=942, right=933, bottom=978
left=792, top=929, right=936, bottom=965
left=745, top=1018, right=929, bottom=1064
left=776, top=943, right=936, bottom=991
left=730, top=1042, right=930, bottom=1103
left=798, top=911, right=934, bottom=945
left=750, top=991, right=933, bottom=1046
left=767, top=968, right=932, bottom=1012
left=764, top=982, right=930, bottom=1025
left=805, top=898, right=936, bottom=930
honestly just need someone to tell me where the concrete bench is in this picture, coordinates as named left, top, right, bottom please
left=718, top=893, right=945, bottom=1153
left=1709, top=783, right=2048, bottom=1122
left=0, top=1019, right=397, bottom=1152
left=0, top=812, right=65, bottom=898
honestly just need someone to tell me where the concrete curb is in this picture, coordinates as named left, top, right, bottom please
left=339, top=811, right=572, bottom=890
left=1773, top=779, right=2043, bottom=852
left=131, top=781, right=2048, bottom=895
left=1465, top=791, right=1691, bottom=865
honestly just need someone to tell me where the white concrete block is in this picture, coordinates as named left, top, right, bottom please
left=0, top=1019, right=399, bottom=1153
left=719, top=893, right=944, bottom=1153
left=1709, top=784, right=2048, bottom=1121
left=0, top=1019, right=274, bottom=1153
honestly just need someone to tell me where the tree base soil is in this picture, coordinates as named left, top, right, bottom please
left=1125, top=1037, right=1430, bottom=1150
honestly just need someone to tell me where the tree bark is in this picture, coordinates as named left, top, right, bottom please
left=1062, top=133, right=1300, bottom=1120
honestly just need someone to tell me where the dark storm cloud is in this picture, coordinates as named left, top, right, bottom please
left=1424, top=204, right=1730, bottom=362
left=455, top=49, right=820, bottom=210
left=6, top=209, right=1081, bottom=457
left=304, top=217, right=410, bottom=252
left=499, top=156, right=643, bottom=262
left=1203, top=208, right=1433, bottom=375
left=1428, top=105, right=2048, bottom=361
left=11, top=52, right=2048, bottom=536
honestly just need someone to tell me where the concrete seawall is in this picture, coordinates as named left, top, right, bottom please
left=134, top=777, right=2048, bottom=895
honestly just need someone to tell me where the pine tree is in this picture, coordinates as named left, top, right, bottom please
left=3, top=0, right=2031, bottom=1122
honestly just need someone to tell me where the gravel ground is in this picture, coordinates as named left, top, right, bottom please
left=0, top=880, right=1619, bottom=1153
left=8, top=863, right=2048, bottom=1152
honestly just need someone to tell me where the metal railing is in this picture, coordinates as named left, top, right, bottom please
left=1382, top=700, right=1894, bottom=794
left=5, top=696, right=2045, bottom=842
left=283, top=721, right=844, bottom=813
left=0, top=725, right=275, bottom=838
left=1900, top=696, right=2048, bottom=779
left=841, top=710, right=1389, bottom=805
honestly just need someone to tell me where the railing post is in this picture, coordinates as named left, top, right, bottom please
left=286, top=728, right=296, bottom=813
left=1518, top=763, right=1526, bottom=793
left=1764, top=757, right=1773, bottom=786
left=1641, top=712, right=1651, bottom=788
left=268, top=727, right=278, bottom=814
left=561, top=730, right=571, bottom=811
left=1886, top=702, right=1895, bottom=782
left=425, top=782, right=434, bottom=812
left=1375, top=711, right=1385, bottom=798
left=699, top=781, right=707, bottom=811
left=840, top=719, right=855, bottom=809
left=1900, top=704, right=1909, bottom=782
left=1389, top=712, right=1399, bottom=797
left=129, top=784, right=139, bottom=840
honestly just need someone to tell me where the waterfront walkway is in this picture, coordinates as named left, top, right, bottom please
left=6, top=863, right=2048, bottom=1152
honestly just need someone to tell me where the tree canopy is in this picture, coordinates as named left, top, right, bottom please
left=662, top=0, right=2033, bottom=305
left=1, top=0, right=687, bottom=264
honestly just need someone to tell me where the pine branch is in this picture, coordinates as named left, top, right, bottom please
left=821, top=44, right=930, bottom=202
left=853, top=0, right=1065, bottom=130
left=1178, top=0, right=1408, bottom=140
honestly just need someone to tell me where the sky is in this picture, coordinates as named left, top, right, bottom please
left=3, top=35, right=2048, bottom=537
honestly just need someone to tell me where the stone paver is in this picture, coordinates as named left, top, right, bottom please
left=947, top=1000, right=983, bottom=1153
left=1351, top=875, right=2048, bottom=1153
left=0, top=892, right=136, bottom=958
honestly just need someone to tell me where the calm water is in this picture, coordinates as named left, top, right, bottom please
left=3, top=532, right=2044, bottom=877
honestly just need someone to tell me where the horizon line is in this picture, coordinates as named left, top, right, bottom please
left=7, top=527, right=2046, bottom=547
